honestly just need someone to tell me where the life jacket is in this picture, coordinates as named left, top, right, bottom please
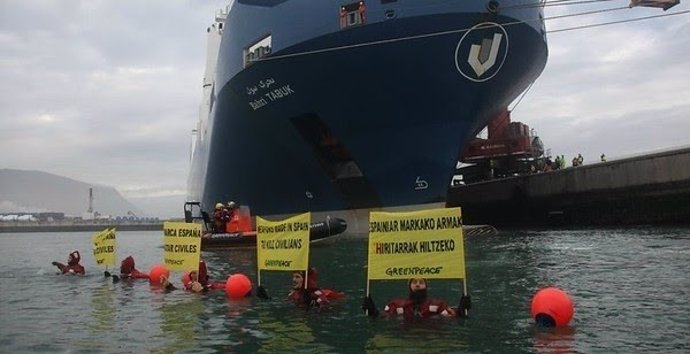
left=320, top=289, right=345, bottom=300
left=226, top=209, right=240, bottom=232
left=417, top=299, right=455, bottom=317
left=287, top=287, right=332, bottom=306
left=383, top=298, right=455, bottom=318
left=383, top=298, right=414, bottom=317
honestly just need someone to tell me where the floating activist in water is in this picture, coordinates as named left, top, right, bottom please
left=51, top=250, right=85, bottom=275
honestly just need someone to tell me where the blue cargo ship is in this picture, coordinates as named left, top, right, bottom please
left=187, top=0, right=548, bottom=217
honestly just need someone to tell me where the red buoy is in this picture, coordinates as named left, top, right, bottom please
left=531, top=287, right=574, bottom=327
left=225, top=273, right=252, bottom=299
left=149, top=264, right=170, bottom=286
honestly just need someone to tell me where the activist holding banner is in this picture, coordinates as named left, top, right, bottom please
left=158, top=221, right=203, bottom=291
left=285, top=267, right=344, bottom=307
left=362, top=207, right=471, bottom=319
left=181, top=260, right=226, bottom=293
left=163, top=221, right=202, bottom=272
left=255, top=212, right=344, bottom=308
left=362, top=278, right=472, bottom=318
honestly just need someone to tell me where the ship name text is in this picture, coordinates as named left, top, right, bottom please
left=249, top=84, right=295, bottom=111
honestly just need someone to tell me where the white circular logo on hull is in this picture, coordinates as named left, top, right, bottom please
left=455, top=22, right=509, bottom=82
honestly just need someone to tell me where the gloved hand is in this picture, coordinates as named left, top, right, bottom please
left=309, top=290, right=327, bottom=308
left=190, top=281, right=204, bottom=293
left=257, top=285, right=271, bottom=299
left=362, top=295, right=379, bottom=317
left=458, top=294, right=471, bottom=317
left=51, top=261, right=64, bottom=271
left=111, top=274, right=120, bottom=283
left=104, top=270, right=111, bottom=277
left=51, top=262, right=65, bottom=273
left=165, top=282, right=176, bottom=292
left=302, top=289, right=313, bottom=307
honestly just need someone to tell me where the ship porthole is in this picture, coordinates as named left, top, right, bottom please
left=487, top=1, right=500, bottom=14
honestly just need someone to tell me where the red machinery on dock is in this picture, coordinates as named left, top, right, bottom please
left=458, top=110, right=545, bottom=183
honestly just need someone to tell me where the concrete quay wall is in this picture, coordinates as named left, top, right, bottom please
left=447, top=147, right=690, bottom=226
left=0, top=223, right=164, bottom=233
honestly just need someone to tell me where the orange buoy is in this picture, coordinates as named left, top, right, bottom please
left=531, top=287, right=574, bottom=327
left=149, top=264, right=170, bottom=286
left=225, top=273, right=252, bottom=299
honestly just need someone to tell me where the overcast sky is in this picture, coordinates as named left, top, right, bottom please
left=1, top=0, right=228, bottom=217
left=517, top=0, right=690, bottom=161
left=1, top=1, right=689, bottom=217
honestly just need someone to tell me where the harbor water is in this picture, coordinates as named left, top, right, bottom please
left=0, top=227, right=688, bottom=353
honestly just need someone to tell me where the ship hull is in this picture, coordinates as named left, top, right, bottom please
left=189, top=3, right=548, bottom=216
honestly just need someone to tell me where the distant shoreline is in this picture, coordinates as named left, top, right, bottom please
left=0, top=223, right=165, bottom=233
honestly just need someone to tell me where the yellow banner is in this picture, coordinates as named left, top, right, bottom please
left=367, top=207, right=465, bottom=280
left=92, top=227, right=116, bottom=267
left=256, top=212, right=311, bottom=271
left=163, top=222, right=202, bottom=271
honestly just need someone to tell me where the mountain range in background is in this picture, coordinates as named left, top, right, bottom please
left=0, top=169, right=183, bottom=219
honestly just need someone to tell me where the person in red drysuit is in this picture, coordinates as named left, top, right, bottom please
left=363, top=278, right=471, bottom=318
left=182, top=260, right=226, bottom=292
left=118, top=255, right=149, bottom=279
left=52, top=250, right=85, bottom=275
left=286, top=267, right=344, bottom=307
